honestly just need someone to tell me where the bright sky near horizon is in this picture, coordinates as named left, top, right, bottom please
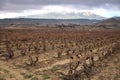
left=0, top=0, right=120, bottom=19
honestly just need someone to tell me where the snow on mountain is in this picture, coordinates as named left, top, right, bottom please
left=23, top=12, right=106, bottom=20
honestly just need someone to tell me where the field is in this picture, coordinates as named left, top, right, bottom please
left=0, top=28, right=120, bottom=80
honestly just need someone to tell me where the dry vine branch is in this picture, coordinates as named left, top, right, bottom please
left=25, top=56, right=39, bottom=66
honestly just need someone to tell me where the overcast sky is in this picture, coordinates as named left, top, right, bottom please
left=0, top=0, right=120, bottom=19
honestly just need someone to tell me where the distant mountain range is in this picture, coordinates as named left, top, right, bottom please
left=23, top=12, right=105, bottom=20
left=0, top=17, right=120, bottom=30
left=0, top=12, right=107, bottom=25
left=0, top=18, right=102, bottom=25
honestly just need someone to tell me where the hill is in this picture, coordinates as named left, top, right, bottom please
left=95, top=17, right=120, bottom=29
left=96, top=17, right=120, bottom=26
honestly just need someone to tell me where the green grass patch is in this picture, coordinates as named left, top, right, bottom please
left=43, top=74, right=50, bottom=80
left=51, top=65, right=58, bottom=72
left=31, top=77, right=39, bottom=80
left=24, top=73, right=33, bottom=79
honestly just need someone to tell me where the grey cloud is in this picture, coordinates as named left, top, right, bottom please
left=0, top=0, right=120, bottom=11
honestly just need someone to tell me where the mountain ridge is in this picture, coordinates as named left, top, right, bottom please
left=21, top=12, right=105, bottom=20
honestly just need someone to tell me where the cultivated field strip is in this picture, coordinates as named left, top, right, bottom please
left=0, top=29, right=120, bottom=80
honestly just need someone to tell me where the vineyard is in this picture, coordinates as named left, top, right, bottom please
left=0, top=28, right=120, bottom=80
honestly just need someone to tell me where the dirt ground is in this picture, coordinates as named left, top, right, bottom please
left=0, top=51, right=120, bottom=80
left=90, top=51, right=120, bottom=80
